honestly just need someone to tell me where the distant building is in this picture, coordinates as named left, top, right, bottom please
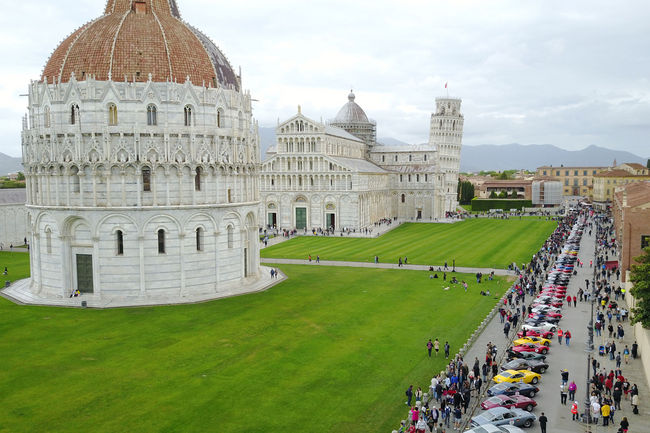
left=477, top=179, right=532, bottom=199
left=259, top=92, right=464, bottom=229
left=0, top=189, right=27, bottom=247
left=535, top=165, right=609, bottom=197
left=593, top=163, right=650, bottom=204
left=531, top=180, right=562, bottom=206
left=612, top=181, right=650, bottom=282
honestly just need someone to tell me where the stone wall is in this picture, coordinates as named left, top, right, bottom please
left=625, top=274, right=650, bottom=391
left=0, top=204, right=28, bottom=248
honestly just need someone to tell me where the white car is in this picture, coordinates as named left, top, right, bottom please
left=522, top=323, right=557, bottom=332
left=464, top=423, right=526, bottom=433
left=531, top=306, right=562, bottom=314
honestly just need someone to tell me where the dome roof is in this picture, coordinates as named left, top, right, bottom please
left=333, top=91, right=370, bottom=123
left=41, top=0, right=239, bottom=90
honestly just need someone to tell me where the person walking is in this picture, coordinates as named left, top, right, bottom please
left=632, top=392, right=639, bottom=415
left=564, top=330, right=571, bottom=346
left=405, top=385, right=413, bottom=406
left=427, top=339, right=433, bottom=358
left=561, top=369, right=569, bottom=386
left=623, top=345, right=630, bottom=364
left=601, top=401, right=611, bottom=426
left=444, top=341, right=450, bottom=359
left=434, top=338, right=440, bottom=356
left=619, top=416, right=629, bottom=432
left=573, top=295, right=577, bottom=307
left=538, top=412, right=548, bottom=433
left=571, top=401, right=579, bottom=421
left=503, top=321, right=510, bottom=338
left=557, top=328, right=563, bottom=344
left=568, top=381, right=577, bottom=401
left=560, top=383, right=568, bottom=405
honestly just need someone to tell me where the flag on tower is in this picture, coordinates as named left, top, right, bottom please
left=445, top=82, right=448, bottom=89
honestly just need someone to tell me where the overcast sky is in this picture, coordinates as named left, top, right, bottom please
left=1, top=0, right=649, bottom=157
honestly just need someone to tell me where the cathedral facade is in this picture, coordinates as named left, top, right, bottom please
left=259, top=92, right=463, bottom=231
left=19, top=0, right=262, bottom=303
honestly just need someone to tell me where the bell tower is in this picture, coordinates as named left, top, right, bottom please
left=430, top=97, right=464, bottom=215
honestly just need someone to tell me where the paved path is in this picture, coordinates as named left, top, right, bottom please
left=260, top=257, right=516, bottom=276
left=460, top=221, right=649, bottom=433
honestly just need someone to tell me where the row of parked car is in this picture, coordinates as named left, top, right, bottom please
left=464, top=218, right=584, bottom=433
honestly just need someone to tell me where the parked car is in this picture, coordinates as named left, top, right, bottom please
left=492, top=369, right=541, bottom=385
left=522, top=323, right=557, bottom=333
left=508, top=343, right=549, bottom=355
left=471, top=407, right=537, bottom=429
left=480, top=394, right=537, bottom=412
left=487, top=382, right=539, bottom=398
left=463, top=423, right=526, bottom=433
left=501, top=358, right=549, bottom=374
left=513, top=336, right=552, bottom=347
left=517, top=329, right=554, bottom=340
left=506, top=350, right=547, bottom=362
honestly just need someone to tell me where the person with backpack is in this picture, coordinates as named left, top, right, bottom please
left=565, top=330, right=572, bottom=346
left=405, top=385, right=413, bottom=406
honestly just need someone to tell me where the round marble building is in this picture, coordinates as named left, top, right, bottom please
left=20, top=0, right=262, bottom=304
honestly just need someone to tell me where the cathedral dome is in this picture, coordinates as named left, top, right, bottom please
left=333, top=91, right=370, bottom=123
left=41, top=0, right=239, bottom=90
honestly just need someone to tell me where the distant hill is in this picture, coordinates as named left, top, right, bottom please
left=460, top=144, right=648, bottom=172
left=0, top=152, right=22, bottom=176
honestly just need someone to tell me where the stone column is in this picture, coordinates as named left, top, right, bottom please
left=179, top=232, right=186, bottom=297
left=92, top=236, right=101, bottom=297
left=138, top=234, right=145, bottom=295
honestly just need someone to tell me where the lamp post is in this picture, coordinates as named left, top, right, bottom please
left=583, top=218, right=599, bottom=430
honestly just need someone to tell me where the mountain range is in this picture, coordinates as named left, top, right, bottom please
left=258, top=126, right=647, bottom=171
left=0, top=152, right=22, bottom=176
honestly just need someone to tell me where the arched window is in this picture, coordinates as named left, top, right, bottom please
left=184, top=105, right=193, bottom=126
left=195, top=167, right=201, bottom=191
left=157, top=229, right=165, bottom=254
left=116, top=230, right=124, bottom=255
left=43, top=106, right=51, bottom=128
left=409, top=154, right=412, bottom=161
left=142, top=167, right=151, bottom=191
left=238, top=111, right=244, bottom=129
left=227, top=189, right=232, bottom=203
left=382, top=155, right=385, bottom=162
left=227, top=226, right=234, bottom=248
left=108, top=104, right=118, bottom=125
left=401, top=194, right=405, bottom=203
left=147, top=104, right=157, bottom=126
left=424, top=154, right=427, bottom=161
left=70, top=167, right=80, bottom=193
left=217, top=108, right=224, bottom=127
left=70, top=104, right=79, bottom=125
left=196, top=227, right=203, bottom=251
left=46, top=229, right=52, bottom=254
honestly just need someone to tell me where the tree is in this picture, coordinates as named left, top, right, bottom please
left=498, top=172, right=509, bottom=180
left=630, top=247, right=650, bottom=328
left=17, top=172, right=25, bottom=181
left=646, top=158, right=650, bottom=169
left=489, top=191, right=498, bottom=199
left=510, top=190, right=518, bottom=199
left=456, top=180, right=475, bottom=205
left=498, top=190, right=508, bottom=198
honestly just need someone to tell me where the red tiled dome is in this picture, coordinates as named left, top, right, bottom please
left=41, top=0, right=239, bottom=90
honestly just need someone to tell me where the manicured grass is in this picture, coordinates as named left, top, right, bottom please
left=0, top=251, right=31, bottom=282
left=0, top=264, right=510, bottom=433
left=262, top=219, right=557, bottom=268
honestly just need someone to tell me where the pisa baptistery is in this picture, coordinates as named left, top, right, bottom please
left=20, top=0, right=261, bottom=304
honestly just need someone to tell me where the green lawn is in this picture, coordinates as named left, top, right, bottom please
left=262, top=219, right=557, bottom=268
left=0, top=262, right=510, bottom=433
left=0, top=251, right=31, bottom=283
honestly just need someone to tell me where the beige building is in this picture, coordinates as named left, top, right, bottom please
left=535, top=165, right=608, bottom=197
left=593, top=163, right=650, bottom=203
left=613, top=181, right=650, bottom=282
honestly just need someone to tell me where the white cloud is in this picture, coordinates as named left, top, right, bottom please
left=1, top=0, right=649, bottom=157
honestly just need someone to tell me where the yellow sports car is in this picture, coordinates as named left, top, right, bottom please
left=492, top=369, right=541, bottom=385
left=513, top=336, right=551, bottom=347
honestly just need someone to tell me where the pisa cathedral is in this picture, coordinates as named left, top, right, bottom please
left=3, top=0, right=463, bottom=306
left=260, top=92, right=464, bottom=231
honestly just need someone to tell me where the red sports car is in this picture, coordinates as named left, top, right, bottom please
left=509, top=343, right=549, bottom=355
left=517, top=329, right=554, bottom=339
left=480, top=394, right=537, bottom=412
